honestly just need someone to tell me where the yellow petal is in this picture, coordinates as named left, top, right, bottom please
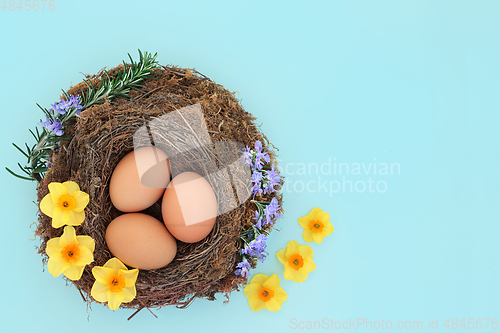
left=249, top=273, right=268, bottom=286
left=47, top=253, right=70, bottom=277
left=265, top=297, right=282, bottom=312
left=123, top=286, right=136, bottom=303
left=323, top=221, right=334, bottom=236
left=291, top=270, right=308, bottom=283
left=312, top=231, right=325, bottom=244
left=285, top=240, right=300, bottom=258
left=283, top=265, right=295, bottom=280
left=263, top=274, right=280, bottom=291
left=118, top=268, right=139, bottom=287
left=298, top=216, right=310, bottom=229
left=274, top=286, right=287, bottom=303
left=104, top=257, right=128, bottom=274
left=107, top=290, right=125, bottom=310
left=303, top=229, right=314, bottom=243
left=92, top=266, right=115, bottom=284
left=299, top=244, right=313, bottom=259
left=76, top=235, right=95, bottom=252
left=52, top=207, right=69, bottom=229
left=48, top=182, right=68, bottom=204
left=39, top=194, right=55, bottom=217
left=244, top=283, right=262, bottom=300
left=75, top=245, right=94, bottom=266
left=63, top=263, right=85, bottom=281
left=301, top=258, right=317, bottom=273
left=317, top=211, right=330, bottom=223
left=59, top=226, right=77, bottom=247
left=67, top=210, right=85, bottom=226
left=91, top=281, right=110, bottom=302
left=307, top=207, right=323, bottom=219
left=248, top=298, right=266, bottom=311
left=62, top=181, right=80, bottom=195
left=46, top=237, right=62, bottom=256
left=276, top=248, right=287, bottom=265
left=72, top=191, right=89, bottom=212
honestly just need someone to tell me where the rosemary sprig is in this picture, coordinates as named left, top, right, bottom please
left=81, top=50, right=160, bottom=108
left=6, top=50, right=160, bottom=182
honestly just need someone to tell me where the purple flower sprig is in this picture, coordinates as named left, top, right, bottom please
left=252, top=197, right=282, bottom=229
left=235, top=229, right=270, bottom=278
left=38, top=94, right=85, bottom=136
left=6, top=94, right=85, bottom=181
left=235, top=140, right=283, bottom=279
left=243, top=140, right=282, bottom=197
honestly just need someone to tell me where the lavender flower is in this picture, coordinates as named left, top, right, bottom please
left=58, top=98, right=72, bottom=111
left=269, top=197, right=281, bottom=219
left=234, top=258, right=252, bottom=278
left=252, top=210, right=263, bottom=229
left=262, top=197, right=281, bottom=226
left=255, top=140, right=263, bottom=153
left=39, top=116, right=64, bottom=136
left=251, top=183, right=263, bottom=197
left=253, top=157, right=264, bottom=170
left=265, top=164, right=281, bottom=193
left=69, top=95, right=84, bottom=115
left=253, top=234, right=269, bottom=262
left=50, top=101, right=65, bottom=115
left=242, top=146, right=253, bottom=167
left=252, top=171, right=262, bottom=184
left=50, top=95, right=84, bottom=116
left=241, top=233, right=268, bottom=257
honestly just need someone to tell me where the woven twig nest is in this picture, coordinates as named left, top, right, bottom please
left=34, top=63, right=282, bottom=311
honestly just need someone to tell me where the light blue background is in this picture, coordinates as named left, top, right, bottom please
left=1, top=0, right=499, bottom=332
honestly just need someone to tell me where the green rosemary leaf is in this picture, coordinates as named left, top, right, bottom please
left=33, top=167, right=47, bottom=173
left=17, top=163, right=32, bottom=174
left=28, top=129, right=38, bottom=141
left=12, top=143, right=29, bottom=159
left=61, top=89, right=70, bottom=101
left=131, top=87, right=147, bottom=94
left=128, top=53, right=135, bottom=67
left=5, top=167, right=34, bottom=181
left=45, top=136, right=68, bottom=142
left=24, top=143, right=31, bottom=155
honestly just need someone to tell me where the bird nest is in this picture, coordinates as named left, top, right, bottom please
left=34, top=63, right=283, bottom=314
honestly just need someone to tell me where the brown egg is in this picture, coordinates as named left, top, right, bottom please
left=105, top=213, right=177, bottom=269
left=162, top=172, right=217, bottom=243
left=110, top=147, right=171, bottom=212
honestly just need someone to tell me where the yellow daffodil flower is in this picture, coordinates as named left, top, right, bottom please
left=276, top=240, right=316, bottom=283
left=243, top=273, right=287, bottom=312
left=46, top=225, right=95, bottom=280
left=298, top=207, right=334, bottom=244
left=40, top=181, right=90, bottom=228
left=91, top=258, right=139, bottom=311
